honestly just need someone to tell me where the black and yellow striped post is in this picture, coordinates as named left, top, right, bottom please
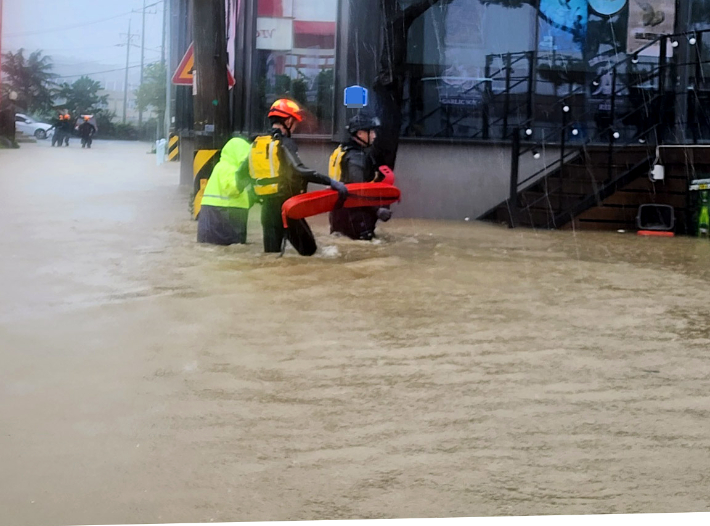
left=192, top=149, right=220, bottom=220
left=168, top=134, right=180, bottom=162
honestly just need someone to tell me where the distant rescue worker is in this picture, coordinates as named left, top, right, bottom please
left=60, top=114, right=73, bottom=146
left=50, top=113, right=65, bottom=147
left=197, top=137, right=253, bottom=246
left=249, top=99, right=348, bottom=256
left=329, top=112, right=392, bottom=240
left=78, top=116, right=96, bottom=148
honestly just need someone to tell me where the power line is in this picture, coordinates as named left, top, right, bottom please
left=5, top=1, right=163, bottom=38
left=54, top=64, right=145, bottom=79
left=6, top=11, right=136, bottom=38
left=37, top=45, right=126, bottom=53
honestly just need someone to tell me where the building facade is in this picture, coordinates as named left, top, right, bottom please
left=171, top=0, right=710, bottom=220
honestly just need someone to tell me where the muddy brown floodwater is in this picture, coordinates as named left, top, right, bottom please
left=2, top=141, right=710, bottom=525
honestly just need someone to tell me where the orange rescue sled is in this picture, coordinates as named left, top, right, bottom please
left=282, top=182, right=401, bottom=228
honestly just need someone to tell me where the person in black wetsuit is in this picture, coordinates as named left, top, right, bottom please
left=49, top=113, right=65, bottom=147
left=59, top=114, right=73, bottom=146
left=248, top=99, right=348, bottom=256
left=329, top=111, right=392, bottom=240
left=78, top=116, right=96, bottom=148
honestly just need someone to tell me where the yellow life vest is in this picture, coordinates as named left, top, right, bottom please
left=328, top=145, right=347, bottom=182
left=248, top=135, right=281, bottom=196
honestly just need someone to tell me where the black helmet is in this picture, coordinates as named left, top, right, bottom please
left=347, top=112, right=381, bottom=135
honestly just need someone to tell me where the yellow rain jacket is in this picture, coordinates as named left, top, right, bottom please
left=200, top=138, right=252, bottom=209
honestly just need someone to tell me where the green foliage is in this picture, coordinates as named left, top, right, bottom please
left=0, top=49, right=57, bottom=115
left=55, top=76, right=109, bottom=117
left=111, top=123, right=139, bottom=140
left=95, top=109, right=117, bottom=132
left=91, top=109, right=139, bottom=140
left=135, top=62, right=167, bottom=115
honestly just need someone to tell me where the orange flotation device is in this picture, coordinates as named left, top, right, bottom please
left=282, top=183, right=400, bottom=228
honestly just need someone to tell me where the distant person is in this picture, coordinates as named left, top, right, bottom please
left=78, top=116, right=96, bottom=148
left=329, top=111, right=392, bottom=240
left=61, top=114, right=73, bottom=146
left=248, top=99, right=348, bottom=256
left=197, top=137, right=253, bottom=246
left=50, top=113, right=65, bottom=147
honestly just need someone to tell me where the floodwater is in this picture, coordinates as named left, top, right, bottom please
left=1, top=140, right=710, bottom=525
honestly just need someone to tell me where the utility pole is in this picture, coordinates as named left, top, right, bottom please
left=163, top=0, right=171, bottom=140
left=0, top=0, right=4, bottom=108
left=161, top=0, right=167, bottom=65
left=192, top=0, right=230, bottom=148
left=139, top=0, right=147, bottom=127
left=122, top=19, right=133, bottom=124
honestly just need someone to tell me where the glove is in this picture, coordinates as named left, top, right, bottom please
left=377, top=208, right=392, bottom=222
left=330, top=179, right=349, bottom=199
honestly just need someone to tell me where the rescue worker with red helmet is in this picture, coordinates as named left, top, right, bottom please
left=78, top=115, right=96, bottom=148
left=60, top=113, right=72, bottom=146
left=249, top=99, right=348, bottom=256
left=329, top=111, right=392, bottom=240
left=50, top=113, right=65, bottom=147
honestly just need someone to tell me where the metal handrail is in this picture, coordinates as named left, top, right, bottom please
left=412, top=51, right=534, bottom=138
left=504, top=28, right=691, bottom=227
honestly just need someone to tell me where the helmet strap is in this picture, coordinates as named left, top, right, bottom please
left=353, top=130, right=371, bottom=147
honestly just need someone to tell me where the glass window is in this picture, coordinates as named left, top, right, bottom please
left=252, top=0, right=337, bottom=135
left=401, top=0, right=537, bottom=140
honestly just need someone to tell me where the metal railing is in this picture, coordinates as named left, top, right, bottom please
left=504, top=29, right=710, bottom=228
left=405, top=51, right=534, bottom=140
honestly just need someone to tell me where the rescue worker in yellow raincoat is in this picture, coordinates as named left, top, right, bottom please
left=248, top=99, right=348, bottom=256
left=197, top=137, right=253, bottom=246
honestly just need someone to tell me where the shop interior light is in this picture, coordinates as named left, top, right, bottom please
left=572, top=128, right=579, bottom=136
left=613, top=131, right=620, bottom=139
left=533, top=149, right=541, bottom=159
left=562, top=105, right=570, bottom=113
left=672, top=40, right=679, bottom=48
left=631, top=54, right=639, bottom=64
left=525, top=128, right=533, bottom=136
left=689, top=35, right=697, bottom=45
left=592, top=78, right=600, bottom=87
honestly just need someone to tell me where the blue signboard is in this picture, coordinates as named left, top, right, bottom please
left=344, top=85, right=368, bottom=108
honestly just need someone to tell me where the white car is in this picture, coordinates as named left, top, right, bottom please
left=15, top=113, right=54, bottom=140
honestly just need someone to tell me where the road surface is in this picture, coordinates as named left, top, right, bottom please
left=1, top=140, right=710, bottom=525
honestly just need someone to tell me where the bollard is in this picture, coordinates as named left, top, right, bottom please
left=192, top=149, right=220, bottom=219
left=168, top=134, right=180, bottom=161
left=156, top=139, right=167, bottom=166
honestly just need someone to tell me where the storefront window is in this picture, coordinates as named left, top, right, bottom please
left=252, top=0, right=337, bottom=135
left=401, top=0, right=537, bottom=140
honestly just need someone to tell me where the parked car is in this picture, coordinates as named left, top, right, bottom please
left=14, top=113, right=54, bottom=140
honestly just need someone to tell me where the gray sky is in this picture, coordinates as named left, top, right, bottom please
left=2, top=0, right=165, bottom=74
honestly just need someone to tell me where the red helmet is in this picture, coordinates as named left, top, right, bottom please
left=268, top=99, right=304, bottom=122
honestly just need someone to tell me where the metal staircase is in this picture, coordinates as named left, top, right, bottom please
left=478, top=31, right=703, bottom=229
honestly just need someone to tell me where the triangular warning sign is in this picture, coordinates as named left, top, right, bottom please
left=172, top=43, right=194, bottom=85
left=172, top=42, right=236, bottom=89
